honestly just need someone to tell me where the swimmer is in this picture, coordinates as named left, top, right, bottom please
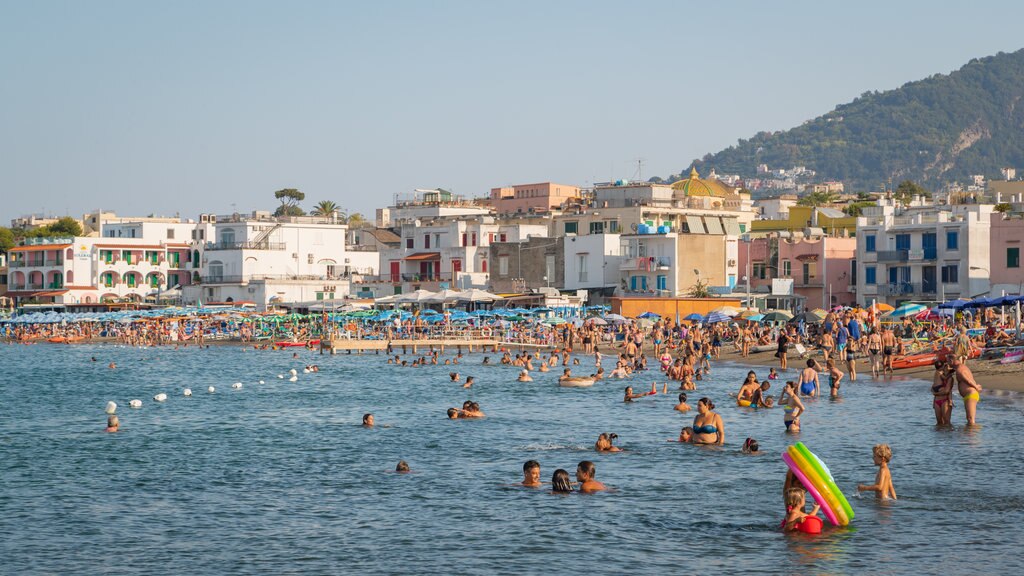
left=551, top=469, right=574, bottom=493
left=576, top=460, right=606, bottom=493
left=825, top=359, right=844, bottom=398
left=781, top=381, right=805, bottom=432
left=482, top=356, right=491, bottom=365
left=463, top=376, right=475, bottom=389
left=396, top=460, right=411, bottom=473
left=522, top=460, right=542, bottom=487
left=105, top=415, right=119, bottom=433
left=798, top=359, right=820, bottom=397
left=622, top=386, right=651, bottom=402
left=517, top=369, right=533, bottom=382
left=91, top=356, right=97, bottom=362
left=674, top=393, right=692, bottom=413
left=857, top=444, right=897, bottom=500
left=768, top=367, right=778, bottom=380
left=108, top=362, right=116, bottom=369
left=446, top=408, right=460, bottom=419
left=595, top=433, right=621, bottom=453
left=742, top=437, right=761, bottom=454
left=782, top=488, right=821, bottom=532
left=692, top=398, right=724, bottom=445
left=362, top=413, right=375, bottom=427
left=671, top=426, right=694, bottom=443
left=450, top=372, right=460, bottom=382
left=538, top=362, right=549, bottom=373
left=749, top=381, right=772, bottom=408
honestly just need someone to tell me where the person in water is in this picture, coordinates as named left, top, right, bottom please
left=105, top=414, right=119, bottom=433
left=623, top=385, right=655, bottom=402
left=595, top=433, right=621, bottom=452
left=463, top=376, right=475, bottom=389
left=951, top=356, right=982, bottom=425
left=798, top=359, right=820, bottom=397
left=931, top=360, right=954, bottom=426
left=857, top=444, right=897, bottom=500
left=396, top=460, right=411, bottom=473
left=749, top=381, right=772, bottom=408
left=674, top=393, right=692, bottom=413
left=742, top=437, right=761, bottom=454
left=517, top=369, right=533, bottom=382
left=576, top=460, right=606, bottom=493
left=674, top=426, right=694, bottom=443
left=692, top=398, right=724, bottom=445
left=782, top=487, right=821, bottom=532
left=522, top=460, right=542, bottom=487
left=450, top=372, right=460, bottom=382
left=551, top=469, right=574, bottom=493
left=768, top=367, right=778, bottom=380
left=736, top=371, right=760, bottom=406
left=362, top=413, right=375, bottom=427
left=825, top=359, right=844, bottom=398
left=781, top=381, right=805, bottom=432
left=446, top=408, right=460, bottom=419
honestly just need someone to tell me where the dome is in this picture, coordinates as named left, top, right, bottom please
left=671, top=167, right=734, bottom=198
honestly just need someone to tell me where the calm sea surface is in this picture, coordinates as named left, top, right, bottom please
left=2, top=343, right=1023, bottom=575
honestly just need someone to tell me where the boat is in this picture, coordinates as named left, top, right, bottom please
left=891, top=347, right=980, bottom=370
left=1000, top=350, right=1024, bottom=365
left=47, top=336, right=85, bottom=344
left=559, top=377, right=595, bottom=388
left=750, top=344, right=776, bottom=353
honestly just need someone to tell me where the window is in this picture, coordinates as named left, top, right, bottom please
left=656, top=275, right=667, bottom=291
left=406, top=238, right=414, bottom=249
left=500, top=233, right=507, bottom=242
left=865, top=266, right=876, bottom=285
left=850, top=259, right=857, bottom=285
left=461, top=233, right=467, bottom=247
left=1008, top=247, right=1020, bottom=268
left=865, top=235, right=876, bottom=253
left=782, top=260, right=791, bottom=277
left=802, top=263, right=811, bottom=284
left=471, top=233, right=477, bottom=246
left=564, top=221, right=578, bottom=234
left=608, top=221, right=620, bottom=233
left=167, top=228, right=175, bottom=239
left=946, top=230, right=959, bottom=250
left=498, top=256, right=508, bottom=276
left=424, top=234, right=430, bottom=249
left=577, top=254, right=588, bottom=283
left=545, top=254, right=555, bottom=282
left=589, top=222, right=604, bottom=234
left=895, top=234, right=910, bottom=251
left=941, top=264, right=959, bottom=284
left=752, top=262, right=766, bottom=280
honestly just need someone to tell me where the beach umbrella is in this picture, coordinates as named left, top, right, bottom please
left=455, top=289, right=500, bottom=303
left=397, top=289, right=437, bottom=304
left=873, top=303, right=895, bottom=312
left=744, top=313, right=765, bottom=322
left=738, top=310, right=762, bottom=319
left=885, top=303, right=928, bottom=318
left=541, top=317, right=566, bottom=325
left=711, top=306, right=741, bottom=317
left=636, top=318, right=655, bottom=328
left=938, top=298, right=971, bottom=309
left=760, top=310, right=794, bottom=323
left=637, top=311, right=661, bottom=319
left=683, top=313, right=704, bottom=322
left=587, top=317, right=608, bottom=325
left=424, top=289, right=462, bottom=304
left=604, top=314, right=628, bottom=323
left=703, top=311, right=731, bottom=324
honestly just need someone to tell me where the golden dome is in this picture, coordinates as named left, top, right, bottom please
left=671, top=167, right=734, bottom=197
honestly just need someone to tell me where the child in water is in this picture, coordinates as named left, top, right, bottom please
left=857, top=444, right=897, bottom=500
left=782, top=487, right=822, bottom=532
left=768, top=367, right=778, bottom=380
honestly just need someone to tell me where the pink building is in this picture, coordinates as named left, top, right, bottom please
left=738, top=235, right=857, bottom=310
left=489, top=182, right=580, bottom=215
left=990, top=211, right=1024, bottom=295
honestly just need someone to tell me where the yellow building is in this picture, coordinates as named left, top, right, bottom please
left=750, top=206, right=857, bottom=236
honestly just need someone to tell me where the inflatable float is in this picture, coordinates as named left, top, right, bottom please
left=1000, top=350, right=1024, bottom=365
left=558, top=377, right=595, bottom=388
left=782, top=442, right=854, bottom=527
left=891, top=347, right=980, bottom=370
left=275, top=339, right=321, bottom=348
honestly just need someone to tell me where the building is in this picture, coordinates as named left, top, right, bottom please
left=562, top=234, right=623, bottom=301
left=737, top=232, right=857, bottom=310
left=488, top=236, right=564, bottom=293
left=854, top=200, right=993, bottom=306
left=749, top=206, right=857, bottom=236
left=619, top=230, right=734, bottom=297
left=6, top=236, right=197, bottom=305
left=183, top=214, right=349, bottom=309
left=489, top=182, right=581, bottom=215
left=753, top=195, right=799, bottom=220
left=990, top=205, right=1024, bottom=296
left=376, top=189, right=492, bottom=228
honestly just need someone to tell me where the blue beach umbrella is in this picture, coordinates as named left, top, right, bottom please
left=885, top=303, right=928, bottom=318
left=938, top=299, right=971, bottom=309
left=683, top=313, right=704, bottom=322
left=703, top=312, right=731, bottom=324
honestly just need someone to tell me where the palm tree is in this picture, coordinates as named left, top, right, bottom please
left=312, top=200, right=339, bottom=217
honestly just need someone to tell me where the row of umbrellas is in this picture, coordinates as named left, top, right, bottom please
left=376, top=288, right=501, bottom=305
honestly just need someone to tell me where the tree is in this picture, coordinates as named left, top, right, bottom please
left=273, top=188, right=306, bottom=216
left=312, top=200, right=339, bottom=217
left=0, top=227, right=14, bottom=253
left=346, top=212, right=367, bottom=226
left=687, top=278, right=711, bottom=298
left=797, top=191, right=839, bottom=207
left=893, top=180, right=930, bottom=205
left=994, top=202, right=1012, bottom=213
left=47, top=217, right=83, bottom=237
left=842, top=201, right=876, bottom=217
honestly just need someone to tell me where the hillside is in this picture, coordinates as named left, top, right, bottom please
left=683, top=49, right=1024, bottom=191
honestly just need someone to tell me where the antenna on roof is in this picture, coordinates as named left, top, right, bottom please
left=633, top=157, right=646, bottom=182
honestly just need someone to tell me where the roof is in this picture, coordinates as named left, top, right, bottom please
left=670, top=168, right=734, bottom=198
left=815, top=207, right=847, bottom=219
left=10, top=244, right=72, bottom=252
left=367, top=228, right=402, bottom=244
left=404, top=252, right=441, bottom=261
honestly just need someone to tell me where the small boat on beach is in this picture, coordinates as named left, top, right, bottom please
left=1000, top=350, right=1024, bottom=365
left=891, top=347, right=981, bottom=370
left=47, top=336, right=85, bottom=344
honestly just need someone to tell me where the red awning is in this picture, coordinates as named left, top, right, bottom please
left=4, top=290, right=69, bottom=297
left=404, top=252, right=441, bottom=261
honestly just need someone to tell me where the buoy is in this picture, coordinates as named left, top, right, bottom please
left=208, top=386, right=215, bottom=393
left=183, top=388, right=192, bottom=396
left=303, top=368, right=310, bottom=374
left=289, top=369, right=297, bottom=376
left=258, top=380, right=265, bottom=384
left=289, top=375, right=298, bottom=382
left=129, top=399, right=142, bottom=408
left=232, top=382, right=243, bottom=390
left=154, top=393, right=167, bottom=402
left=277, top=374, right=284, bottom=379
left=105, top=401, right=117, bottom=414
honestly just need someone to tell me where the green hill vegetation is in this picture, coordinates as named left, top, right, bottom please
left=680, top=49, right=1024, bottom=191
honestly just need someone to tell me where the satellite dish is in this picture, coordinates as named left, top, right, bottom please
left=630, top=223, right=639, bottom=232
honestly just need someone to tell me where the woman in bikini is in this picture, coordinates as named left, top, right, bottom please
left=692, top=397, right=724, bottom=445
left=930, top=360, right=954, bottom=426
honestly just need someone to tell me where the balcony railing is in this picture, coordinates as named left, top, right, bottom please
left=27, top=283, right=43, bottom=289
left=204, top=241, right=286, bottom=251
left=200, top=273, right=347, bottom=284
left=620, top=257, right=672, bottom=271
left=44, top=259, right=64, bottom=266
left=876, top=250, right=909, bottom=262
left=9, top=261, right=26, bottom=267
left=878, top=282, right=937, bottom=297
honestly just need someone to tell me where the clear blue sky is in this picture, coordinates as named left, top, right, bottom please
left=2, top=0, right=1023, bottom=223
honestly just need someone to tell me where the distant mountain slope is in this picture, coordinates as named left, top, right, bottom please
left=685, top=49, right=1024, bottom=191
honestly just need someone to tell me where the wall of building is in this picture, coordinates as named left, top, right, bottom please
left=563, top=234, right=622, bottom=291
left=611, top=297, right=742, bottom=319
left=989, top=210, right=1024, bottom=295
left=489, top=182, right=581, bottom=214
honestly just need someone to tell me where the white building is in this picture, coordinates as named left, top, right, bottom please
left=376, top=189, right=492, bottom=228
left=854, top=199, right=993, bottom=305
left=563, top=234, right=623, bottom=295
left=183, top=214, right=349, bottom=309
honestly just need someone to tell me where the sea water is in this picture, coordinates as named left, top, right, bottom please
left=1, top=344, right=1023, bottom=574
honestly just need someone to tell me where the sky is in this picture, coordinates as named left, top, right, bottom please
left=3, top=0, right=1024, bottom=224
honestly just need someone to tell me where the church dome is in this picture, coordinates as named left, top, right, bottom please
left=671, top=167, right=734, bottom=197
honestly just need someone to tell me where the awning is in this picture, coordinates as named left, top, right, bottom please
left=4, top=290, right=68, bottom=298
left=704, top=217, right=724, bottom=235
left=9, top=244, right=72, bottom=253
left=685, top=216, right=706, bottom=234
left=403, top=252, right=441, bottom=261
left=723, top=218, right=741, bottom=235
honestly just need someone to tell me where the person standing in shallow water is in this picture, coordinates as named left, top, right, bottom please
left=951, top=356, right=982, bottom=425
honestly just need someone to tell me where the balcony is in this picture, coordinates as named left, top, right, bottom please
left=204, top=241, right=286, bottom=251
left=876, top=250, right=909, bottom=262
left=878, top=282, right=937, bottom=297
left=44, top=259, right=64, bottom=266
left=27, top=283, right=43, bottom=289
left=9, top=260, right=26, bottom=268
left=200, top=273, right=347, bottom=285
left=620, top=257, right=672, bottom=271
